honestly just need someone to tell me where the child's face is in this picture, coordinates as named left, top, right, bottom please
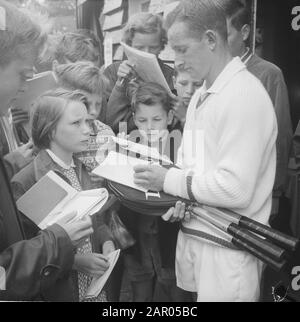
left=131, top=32, right=162, bottom=57
left=133, top=103, right=173, bottom=143
left=51, top=101, right=90, bottom=154
left=83, top=92, right=102, bottom=119
left=174, top=71, right=203, bottom=107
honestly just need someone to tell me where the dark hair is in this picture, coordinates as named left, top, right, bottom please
left=122, top=13, right=167, bottom=51
left=130, top=82, right=173, bottom=114
left=0, top=0, right=46, bottom=66
left=31, top=88, right=87, bottom=150
left=165, top=0, right=228, bottom=41
left=54, top=32, right=101, bottom=65
left=54, top=61, right=108, bottom=97
left=222, top=0, right=251, bottom=31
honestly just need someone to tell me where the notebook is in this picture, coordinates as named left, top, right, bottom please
left=85, top=249, right=121, bottom=299
left=16, top=170, right=109, bottom=229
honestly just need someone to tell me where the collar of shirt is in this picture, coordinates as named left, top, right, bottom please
left=198, top=57, right=246, bottom=99
left=240, top=47, right=253, bottom=65
left=46, top=149, right=75, bottom=170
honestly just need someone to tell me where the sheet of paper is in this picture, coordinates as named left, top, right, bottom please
left=92, top=151, right=150, bottom=192
left=85, top=249, right=121, bottom=299
left=39, top=187, right=108, bottom=229
left=112, top=136, right=173, bottom=165
left=121, top=42, right=172, bottom=95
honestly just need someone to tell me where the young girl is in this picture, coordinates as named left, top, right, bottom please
left=118, top=82, right=190, bottom=302
left=11, top=89, right=115, bottom=302
left=53, top=61, right=115, bottom=171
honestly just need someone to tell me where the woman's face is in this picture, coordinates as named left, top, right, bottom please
left=51, top=101, right=91, bottom=154
left=131, top=31, right=163, bottom=56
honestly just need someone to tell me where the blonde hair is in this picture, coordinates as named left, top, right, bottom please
left=122, top=13, right=167, bottom=50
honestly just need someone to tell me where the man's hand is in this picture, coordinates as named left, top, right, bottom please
left=57, top=212, right=94, bottom=247
left=133, top=164, right=168, bottom=192
left=102, top=240, right=116, bottom=256
left=11, top=108, right=29, bottom=125
left=73, top=253, right=109, bottom=278
left=15, top=141, right=34, bottom=163
left=162, top=201, right=190, bottom=223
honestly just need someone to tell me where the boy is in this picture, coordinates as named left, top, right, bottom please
left=173, top=68, right=203, bottom=129
left=0, top=0, right=93, bottom=301
left=104, top=13, right=175, bottom=134
left=119, top=82, right=189, bottom=302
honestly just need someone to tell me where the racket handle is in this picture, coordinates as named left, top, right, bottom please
left=228, top=223, right=286, bottom=262
left=239, top=216, right=299, bottom=251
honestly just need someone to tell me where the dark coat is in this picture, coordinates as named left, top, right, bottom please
left=10, top=149, right=114, bottom=301
left=0, top=156, right=75, bottom=301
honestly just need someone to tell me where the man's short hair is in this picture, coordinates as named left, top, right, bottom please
left=31, top=88, right=87, bottom=150
left=130, top=82, right=173, bottom=114
left=165, top=0, right=228, bottom=42
left=54, top=61, right=107, bottom=97
left=0, top=0, right=46, bottom=66
left=122, top=13, right=167, bottom=50
left=54, top=31, right=101, bottom=65
left=222, top=0, right=251, bottom=31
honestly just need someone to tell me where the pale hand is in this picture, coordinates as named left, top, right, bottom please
left=15, top=141, right=34, bottom=163
left=116, top=60, right=136, bottom=86
left=73, top=253, right=109, bottom=278
left=57, top=212, right=94, bottom=247
left=162, top=201, right=190, bottom=223
left=102, top=240, right=116, bottom=256
left=133, top=164, right=168, bottom=192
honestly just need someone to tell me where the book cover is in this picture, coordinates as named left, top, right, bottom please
left=16, top=172, right=68, bottom=226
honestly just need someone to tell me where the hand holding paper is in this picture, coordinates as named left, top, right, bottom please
left=133, top=164, right=168, bottom=192
left=74, top=253, right=109, bottom=278
left=85, top=249, right=121, bottom=299
left=57, top=212, right=94, bottom=247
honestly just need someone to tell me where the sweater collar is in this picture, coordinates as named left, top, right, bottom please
left=201, top=57, right=246, bottom=96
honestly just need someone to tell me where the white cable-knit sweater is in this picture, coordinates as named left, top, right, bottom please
left=163, top=58, right=278, bottom=238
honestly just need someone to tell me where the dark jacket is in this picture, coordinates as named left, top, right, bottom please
left=11, top=149, right=113, bottom=248
left=119, top=133, right=181, bottom=268
left=0, top=156, right=75, bottom=301
left=247, top=54, right=293, bottom=198
left=103, top=60, right=175, bottom=134
left=10, top=150, right=114, bottom=301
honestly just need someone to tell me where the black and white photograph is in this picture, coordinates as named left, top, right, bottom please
left=0, top=0, right=300, bottom=308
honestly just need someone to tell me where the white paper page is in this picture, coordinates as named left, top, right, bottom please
left=92, top=151, right=149, bottom=192
left=121, top=42, right=172, bottom=95
left=39, top=188, right=108, bottom=229
left=85, top=249, right=121, bottom=299
left=112, top=137, right=173, bottom=165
